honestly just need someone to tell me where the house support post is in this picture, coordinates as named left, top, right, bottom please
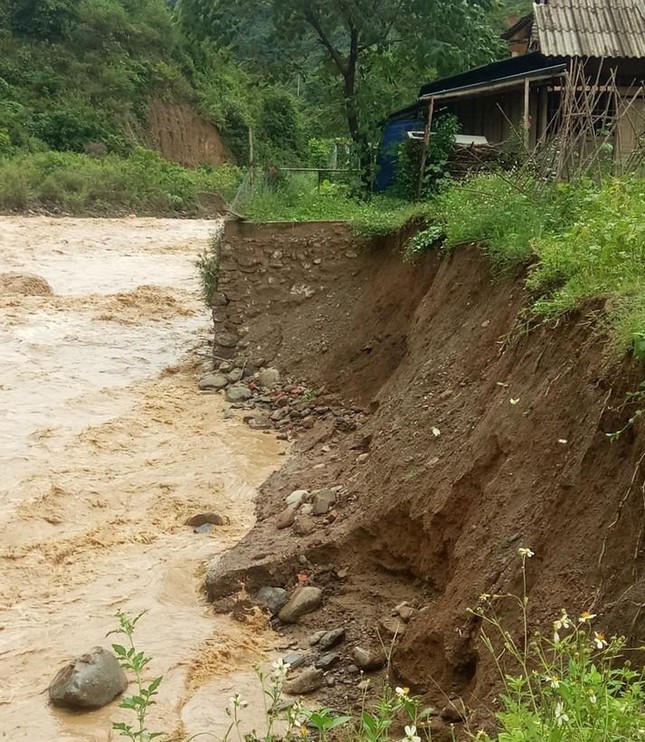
left=523, top=77, right=531, bottom=151
left=417, top=97, right=435, bottom=199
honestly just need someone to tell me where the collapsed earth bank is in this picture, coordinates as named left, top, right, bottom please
left=203, top=219, right=645, bottom=722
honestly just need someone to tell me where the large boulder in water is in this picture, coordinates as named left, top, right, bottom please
left=0, top=272, right=53, bottom=296
left=48, top=646, right=128, bottom=709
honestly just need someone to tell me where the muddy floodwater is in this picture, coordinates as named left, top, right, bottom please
left=0, top=217, right=285, bottom=741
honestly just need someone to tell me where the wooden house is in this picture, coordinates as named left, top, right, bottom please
left=377, top=0, right=645, bottom=190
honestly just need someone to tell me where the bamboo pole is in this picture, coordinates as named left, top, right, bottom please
left=523, top=77, right=531, bottom=151
left=417, top=97, right=435, bottom=199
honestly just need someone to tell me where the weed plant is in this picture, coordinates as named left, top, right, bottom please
left=470, top=548, right=645, bottom=741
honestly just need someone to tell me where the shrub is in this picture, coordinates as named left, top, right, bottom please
left=0, top=149, right=242, bottom=215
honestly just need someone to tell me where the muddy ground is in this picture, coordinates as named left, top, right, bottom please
left=201, top=219, right=645, bottom=738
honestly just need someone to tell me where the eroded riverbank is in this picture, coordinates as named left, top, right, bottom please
left=0, top=217, right=286, bottom=740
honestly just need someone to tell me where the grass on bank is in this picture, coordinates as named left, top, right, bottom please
left=241, top=170, right=645, bottom=356
left=432, top=174, right=645, bottom=355
left=240, top=172, right=429, bottom=236
left=0, top=149, right=242, bottom=215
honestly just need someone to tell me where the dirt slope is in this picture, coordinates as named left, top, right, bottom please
left=205, top=220, right=645, bottom=728
left=147, top=100, right=233, bottom=167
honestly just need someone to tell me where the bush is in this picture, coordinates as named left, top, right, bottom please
left=0, top=149, right=242, bottom=215
left=392, top=114, right=459, bottom=200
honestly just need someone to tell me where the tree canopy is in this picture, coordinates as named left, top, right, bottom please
left=179, top=0, right=503, bottom=153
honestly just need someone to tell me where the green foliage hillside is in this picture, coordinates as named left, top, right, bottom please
left=0, top=0, right=199, bottom=154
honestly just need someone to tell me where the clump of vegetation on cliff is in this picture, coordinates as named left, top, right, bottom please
left=433, top=173, right=645, bottom=356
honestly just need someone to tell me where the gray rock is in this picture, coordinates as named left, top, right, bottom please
left=352, top=646, right=386, bottom=672
left=285, top=489, right=309, bottom=507
left=282, top=653, right=308, bottom=670
left=185, top=512, right=230, bottom=527
left=278, top=587, right=323, bottom=624
left=283, top=668, right=324, bottom=696
left=226, top=368, right=244, bottom=383
left=49, top=647, right=128, bottom=709
left=255, top=587, right=288, bottom=616
left=244, top=414, right=272, bottom=430
left=308, top=630, right=327, bottom=646
left=198, top=373, right=229, bottom=391
left=300, top=504, right=314, bottom=516
left=315, top=653, right=340, bottom=671
left=225, top=385, right=252, bottom=403
left=318, top=628, right=346, bottom=650
left=257, top=368, right=281, bottom=389
left=218, top=361, right=233, bottom=373
left=312, top=490, right=337, bottom=516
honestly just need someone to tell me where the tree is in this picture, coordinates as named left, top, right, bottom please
left=179, top=0, right=502, bottom=179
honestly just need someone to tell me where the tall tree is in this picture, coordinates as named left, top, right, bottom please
left=179, top=0, right=501, bottom=173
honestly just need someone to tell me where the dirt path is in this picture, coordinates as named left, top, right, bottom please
left=0, top=218, right=286, bottom=741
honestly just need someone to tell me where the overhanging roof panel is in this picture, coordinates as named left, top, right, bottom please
left=534, top=0, right=645, bottom=58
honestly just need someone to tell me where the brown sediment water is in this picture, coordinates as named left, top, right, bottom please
left=0, top=217, right=286, bottom=741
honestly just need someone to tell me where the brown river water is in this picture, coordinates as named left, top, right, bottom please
left=0, top=218, right=286, bottom=741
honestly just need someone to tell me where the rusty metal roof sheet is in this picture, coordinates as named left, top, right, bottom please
left=533, top=0, right=645, bottom=58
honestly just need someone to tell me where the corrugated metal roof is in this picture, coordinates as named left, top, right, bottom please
left=533, top=0, right=645, bottom=58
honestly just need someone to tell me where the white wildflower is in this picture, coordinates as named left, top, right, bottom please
left=395, top=686, right=410, bottom=698
left=593, top=631, right=608, bottom=650
left=578, top=610, right=596, bottom=624
left=227, top=693, right=247, bottom=714
left=544, top=674, right=560, bottom=689
left=403, top=725, right=421, bottom=742
left=271, top=658, right=291, bottom=683
left=431, top=427, right=441, bottom=437
left=555, top=702, right=569, bottom=726
left=517, top=547, right=534, bottom=558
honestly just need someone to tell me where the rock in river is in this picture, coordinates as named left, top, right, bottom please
left=255, top=586, right=288, bottom=616
left=198, top=373, right=229, bottom=391
left=49, top=647, right=128, bottom=709
left=185, top=512, right=230, bottom=527
left=278, top=586, right=322, bottom=624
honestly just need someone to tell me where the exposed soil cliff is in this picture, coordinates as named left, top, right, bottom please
left=204, top=219, right=645, bottom=732
left=147, top=100, right=233, bottom=168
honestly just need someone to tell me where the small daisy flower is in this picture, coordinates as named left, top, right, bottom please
left=271, top=658, right=291, bottom=683
left=518, top=547, right=534, bottom=558
left=594, top=631, right=608, bottom=650
left=403, top=725, right=421, bottom=742
left=395, top=686, right=410, bottom=698
left=579, top=610, right=596, bottom=623
left=555, top=701, right=569, bottom=726
left=544, top=674, right=560, bottom=689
